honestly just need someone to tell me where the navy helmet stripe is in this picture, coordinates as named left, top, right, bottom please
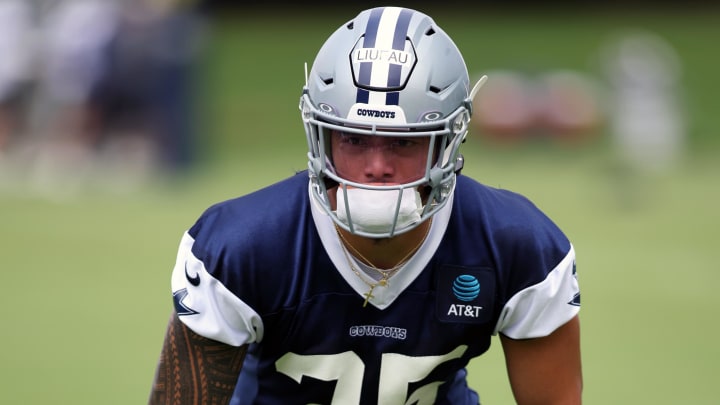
left=386, top=64, right=402, bottom=105
left=363, top=7, right=384, bottom=48
left=357, top=89, right=369, bottom=104
left=358, top=62, right=373, bottom=89
left=387, top=63, right=403, bottom=90
left=386, top=9, right=413, bottom=103
left=391, top=8, right=413, bottom=51
left=355, top=8, right=385, bottom=103
left=386, top=92, right=399, bottom=106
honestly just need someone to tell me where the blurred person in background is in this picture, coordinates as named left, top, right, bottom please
left=0, top=0, right=37, bottom=156
left=33, top=0, right=120, bottom=167
left=149, top=6, right=582, bottom=405
left=93, top=0, right=204, bottom=175
left=599, top=30, right=686, bottom=207
left=21, top=0, right=203, bottom=193
left=601, top=30, right=685, bottom=173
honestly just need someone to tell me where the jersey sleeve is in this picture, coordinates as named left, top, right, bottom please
left=170, top=231, right=264, bottom=346
left=494, top=244, right=579, bottom=339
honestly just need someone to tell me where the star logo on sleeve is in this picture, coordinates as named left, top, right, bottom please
left=173, top=288, right=199, bottom=316
left=568, top=261, right=580, bottom=306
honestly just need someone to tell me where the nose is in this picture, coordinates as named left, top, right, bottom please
left=362, top=145, right=395, bottom=182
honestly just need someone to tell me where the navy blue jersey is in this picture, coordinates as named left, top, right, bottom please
left=170, top=171, right=579, bottom=405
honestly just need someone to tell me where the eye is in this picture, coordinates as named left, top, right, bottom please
left=338, top=132, right=368, bottom=146
left=390, top=138, right=416, bottom=148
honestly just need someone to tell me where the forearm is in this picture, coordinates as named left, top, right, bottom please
left=148, top=311, right=247, bottom=405
left=501, top=315, right=583, bottom=405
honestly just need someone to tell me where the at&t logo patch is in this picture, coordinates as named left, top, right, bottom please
left=437, top=266, right=496, bottom=324
left=452, top=274, right=480, bottom=301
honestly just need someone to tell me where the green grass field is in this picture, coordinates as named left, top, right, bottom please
left=1, top=7, right=719, bottom=404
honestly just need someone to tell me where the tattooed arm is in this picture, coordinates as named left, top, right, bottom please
left=148, top=311, right=247, bottom=405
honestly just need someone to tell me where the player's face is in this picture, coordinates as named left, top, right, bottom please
left=329, top=130, right=431, bottom=185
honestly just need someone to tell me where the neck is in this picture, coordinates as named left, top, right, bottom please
left=336, top=220, right=431, bottom=269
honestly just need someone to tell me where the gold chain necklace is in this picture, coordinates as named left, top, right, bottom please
left=337, top=242, right=386, bottom=307
left=334, top=221, right=431, bottom=307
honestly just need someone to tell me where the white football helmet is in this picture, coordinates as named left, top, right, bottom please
left=301, top=6, right=479, bottom=238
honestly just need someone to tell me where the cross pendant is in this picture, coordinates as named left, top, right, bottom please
left=363, top=286, right=376, bottom=307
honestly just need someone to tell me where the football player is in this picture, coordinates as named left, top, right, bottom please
left=149, top=6, right=582, bottom=405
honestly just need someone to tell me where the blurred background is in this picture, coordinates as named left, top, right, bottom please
left=1, top=0, right=718, bottom=403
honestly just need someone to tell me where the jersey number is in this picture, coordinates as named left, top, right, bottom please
left=276, top=345, right=467, bottom=404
